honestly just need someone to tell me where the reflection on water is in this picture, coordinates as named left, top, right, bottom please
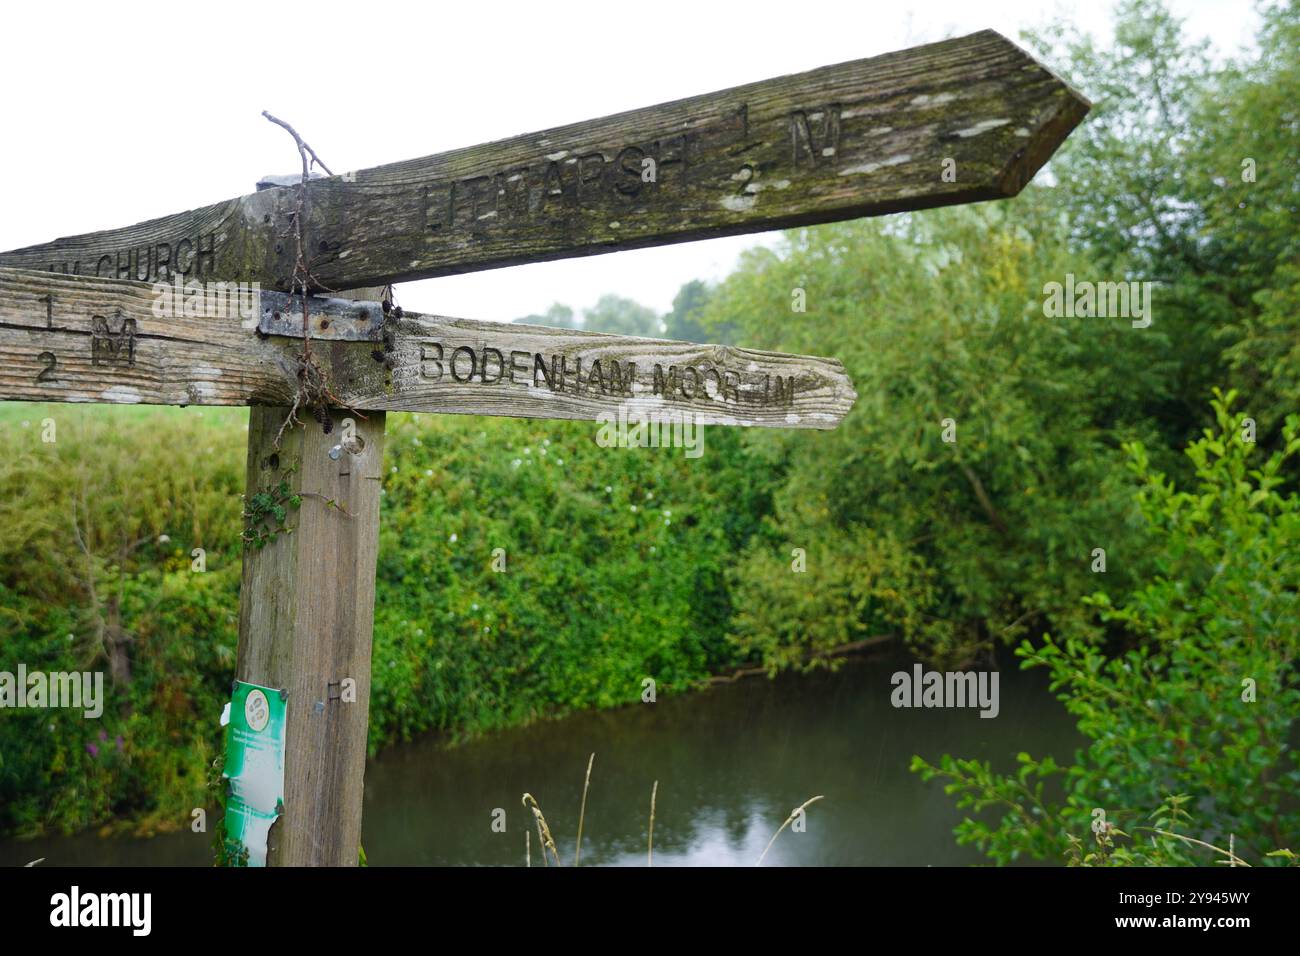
left=1, top=652, right=1081, bottom=867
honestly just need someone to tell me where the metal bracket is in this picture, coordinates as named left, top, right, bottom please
left=257, top=291, right=385, bottom=343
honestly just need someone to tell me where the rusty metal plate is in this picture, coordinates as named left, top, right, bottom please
left=257, top=291, right=384, bottom=342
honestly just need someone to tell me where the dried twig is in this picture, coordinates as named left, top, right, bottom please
left=260, top=111, right=335, bottom=178
left=522, top=793, right=560, bottom=867
left=1140, top=827, right=1253, bottom=867
left=575, top=753, right=595, bottom=866
left=647, top=780, right=658, bottom=867
left=296, top=491, right=356, bottom=519
left=262, top=111, right=359, bottom=448
left=756, top=795, right=823, bottom=867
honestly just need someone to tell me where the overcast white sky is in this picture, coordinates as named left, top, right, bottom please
left=0, top=0, right=1257, bottom=323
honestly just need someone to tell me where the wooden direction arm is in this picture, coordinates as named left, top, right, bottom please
left=0, top=31, right=1087, bottom=291
left=0, top=268, right=857, bottom=430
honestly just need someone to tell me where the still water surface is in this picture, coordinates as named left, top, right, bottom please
left=0, top=652, right=1080, bottom=866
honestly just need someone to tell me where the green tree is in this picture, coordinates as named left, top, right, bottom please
left=1200, top=2, right=1300, bottom=437
left=514, top=302, right=577, bottom=329
left=581, top=293, right=661, bottom=337
left=663, top=279, right=719, bottom=343
left=1024, top=0, right=1300, bottom=450
left=709, top=202, right=1158, bottom=665
left=914, top=393, right=1300, bottom=865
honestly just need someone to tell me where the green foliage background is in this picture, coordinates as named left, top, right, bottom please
left=0, top=0, right=1295, bottom=862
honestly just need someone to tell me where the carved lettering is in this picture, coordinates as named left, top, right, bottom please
left=174, top=239, right=193, bottom=275
left=463, top=176, right=496, bottom=224
left=418, top=342, right=444, bottom=381
left=413, top=122, right=727, bottom=236
left=533, top=353, right=554, bottom=390
left=135, top=244, right=152, bottom=282
left=606, top=360, right=635, bottom=396
left=653, top=135, right=689, bottom=187
left=91, top=312, right=136, bottom=367
left=85, top=236, right=214, bottom=282
left=422, top=183, right=451, bottom=231
left=615, top=146, right=645, bottom=197
left=155, top=243, right=172, bottom=281
left=35, top=351, right=57, bottom=383
left=450, top=346, right=477, bottom=382
left=194, top=233, right=215, bottom=277
left=411, top=343, right=798, bottom=407
left=653, top=363, right=680, bottom=398
left=509, top=350, right=530, bottom=384
left=722, top=369, right=741, bottom=403
left=765, top=374, right=795, bottom=406
left=482, top=347, right=504, bottom=384
left=703, top=367, right=722, bottom=401
left=679, top=365, right=700, bottom=400
left=576, top=153, right=606, bottom=204
left=539, top=161, right=567, bottom=213
left=789, top=105, right=842, bottom=166
left=554, top=354, right=582, bottom=393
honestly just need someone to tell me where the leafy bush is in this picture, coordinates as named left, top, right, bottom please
left=0, top=407, right=242, bottom=836
left=0, top=404, right=774, bottom=835
left=914, top=392, right=1300, bottom=865
left=369, top=413, right=771, bottom=746
left=711, top=203, right=1158, bottom=666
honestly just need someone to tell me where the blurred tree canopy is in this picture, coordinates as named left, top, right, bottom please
left=513, top=302, right=578, bottom=329
left=515, top=295, right=662, bottom=337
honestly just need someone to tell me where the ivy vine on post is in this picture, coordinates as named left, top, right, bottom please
left=239, top=462, right=356, bottom=549
left=240, top=464, right=303, bottom=549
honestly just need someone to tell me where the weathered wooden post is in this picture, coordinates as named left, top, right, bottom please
left=229, top=174, right=392, bottom=866
left=236, top=403, right=384, bottom=866
left=0, top=29, right=1088, bottom=866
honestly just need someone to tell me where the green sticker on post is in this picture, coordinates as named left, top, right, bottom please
left=222, top=680, right=286, bottom=867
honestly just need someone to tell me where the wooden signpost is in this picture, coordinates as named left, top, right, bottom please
left=0, top=268, right=857, bottom=429
left=0, top=30, right=1087, bottom=866
left=0, top=31, right=1086, bottom=291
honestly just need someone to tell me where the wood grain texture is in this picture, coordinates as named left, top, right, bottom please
left=0, top=31, right=1088, bottom=291
left=0, top=268, right=858, bottom=429
left=236, top=401, right=386, bottom=866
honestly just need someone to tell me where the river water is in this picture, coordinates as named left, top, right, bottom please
left=0, top=652, right=1080, bottom=866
